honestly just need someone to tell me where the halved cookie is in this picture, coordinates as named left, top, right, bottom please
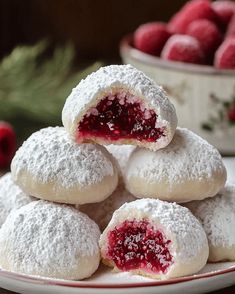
left=99, top=198, right=208, bottom=279
left=62, top=65, right=177, bottom=151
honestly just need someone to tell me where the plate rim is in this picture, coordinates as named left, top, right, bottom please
left=0, top=265, right=235, bottom=289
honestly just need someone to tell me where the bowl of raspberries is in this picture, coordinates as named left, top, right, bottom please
left=120, top=0, right=235, bottom=154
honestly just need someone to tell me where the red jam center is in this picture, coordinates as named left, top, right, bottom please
left=77, top=92, right=165, bottom=142
left=107, top=220, right=173, bottom=274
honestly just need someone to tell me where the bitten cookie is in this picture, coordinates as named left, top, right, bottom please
left=11, top=127, right=118, bottom=205
left=125, top=128, right=226, bottom=202
left=186, top=183, right=235, bottom=262
left=0, top=201, right=101, bottom=280
left=99, top=198, right=208, bottom=280
left=0, top=172, right=35, bottom=226
left=62, top=64, right=177, bottom=151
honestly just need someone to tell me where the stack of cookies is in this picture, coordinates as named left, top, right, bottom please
left=0, top=65, right=234, bottom=281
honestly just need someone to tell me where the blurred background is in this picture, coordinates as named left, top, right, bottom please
left=0, top=0, right=186, bottom=60
left=0, top=0, right=235, bottom=171
left=0, top=0, right=187, bottom=142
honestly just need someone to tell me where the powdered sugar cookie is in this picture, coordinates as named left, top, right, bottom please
left=11, top=127, right=118, bottom=205
left=105, top=144, right=136, bottom=178
left=99, top=198, right=208, bottom=280
left=186, top=183, right=235, bottom=262
left=62, top=64, right=177, bottom=151
left=79, top=185, right=136, bottom=231
left=0, top=172, right=35, bottom=226
left=0, top=200, right=100, bottom=279
left=125, top=128, right=226, bottom=203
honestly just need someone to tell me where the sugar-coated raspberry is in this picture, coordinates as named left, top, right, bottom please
left=0, top=122, right=17, bottom=169
left=133, top=22, right=171, bottom=56
left=212, top=0, right=235, bottom=27
left=227, top=15, right=235, bottom=36
left=186, top=19, right=222, bottom=58
left=168, top=0, right=219, bottom=34
left=214, top=37, right=235, bottom=69
left=161, top=35, right=205, bottom=64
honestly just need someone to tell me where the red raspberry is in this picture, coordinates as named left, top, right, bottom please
left=168, top=0, right=219, bottom=34
left=161, top=35, right=205, bottom=64
left=212, top=1, right=235, bottom=27
left=133, top=22, right=171, bottom=56
left=0, top=121, right=16, bottom=169
left=186, top=19, right=222, bottom=58
left=227, top=15, right=235, bottom=36
left=214, top=37, right=235, bottom=69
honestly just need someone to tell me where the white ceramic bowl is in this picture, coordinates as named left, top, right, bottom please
left=120, top=36, right=235, bottom=155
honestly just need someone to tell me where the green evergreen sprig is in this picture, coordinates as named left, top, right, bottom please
left=0, top=42, right=102, bottom=140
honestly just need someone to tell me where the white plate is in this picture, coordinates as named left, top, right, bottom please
left=0, top=157, right=235, bottom=294
left=0, top=262, right=235, bottom=294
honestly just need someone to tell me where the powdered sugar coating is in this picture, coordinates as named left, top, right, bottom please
left=128, top=127, right=225, bottom=182
left=12, top=127, right=114, bottom=188
left=125, top=128, right=226, bottom=202
left=11, top=127, right=118, bottom=204
left=161, top=34, right=204, bottom=63
left=79, top=186, right=136, bottom=230
left=186, top=183, right=235, bottom=260
left=105, top=144, right=136, bottom=176
left=62, top=64, right=177, bottom=150
left=163, top=35, right=202, bottom=51
left=0, top=173, right=35, bottom=226
left=100, top=198, right=208, bottom=279
left=0, top=200, right=101, bottom=279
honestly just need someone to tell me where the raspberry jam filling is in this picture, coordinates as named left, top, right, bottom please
left=77, top=92, right=165, bottom=142
left=106, top=220, right=173, bottom=274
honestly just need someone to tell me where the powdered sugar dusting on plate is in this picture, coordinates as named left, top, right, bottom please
left=11, top=127, right=114, bottom=188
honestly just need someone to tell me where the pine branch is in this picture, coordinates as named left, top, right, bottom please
left=0, top=42, right=103, bottom=140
